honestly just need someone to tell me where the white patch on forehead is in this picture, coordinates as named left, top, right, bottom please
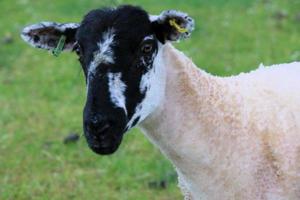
left=108, top=72, right=127, bottom=115
left=89, top=28, right=115, bottom=76
left=127, top=44, right=166, bottom=129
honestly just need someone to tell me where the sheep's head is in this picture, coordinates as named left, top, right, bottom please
left=21, top=5, right=194, bottom=155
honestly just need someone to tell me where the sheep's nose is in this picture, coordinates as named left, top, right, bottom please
left=85, top=115, right=111, bottom=136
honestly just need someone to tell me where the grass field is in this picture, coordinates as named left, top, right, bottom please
left=0, top=0, right=300, bottom=199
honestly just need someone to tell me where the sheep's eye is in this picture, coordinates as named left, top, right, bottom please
left=141, top=43, right=153, bottom=54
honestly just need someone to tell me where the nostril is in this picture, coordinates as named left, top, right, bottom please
left=94, top=122, right=110, bottom=141
left=86, top=115, right=104, bottom=126
left=91, top=115, right=100, bottom=124
left=98, top=123, right=110, bottom=133
left=85, top=115, right=111, bottom=134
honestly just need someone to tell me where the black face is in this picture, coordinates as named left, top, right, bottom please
left=74, top=6, right=159, bottom=154
left=21, top=4, right=194, bottom=155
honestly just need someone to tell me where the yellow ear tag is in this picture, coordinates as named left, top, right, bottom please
left=169, top=19, right=188, bottom=33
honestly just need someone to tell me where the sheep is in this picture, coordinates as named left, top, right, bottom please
left=21, top=5, right=300, bottom=200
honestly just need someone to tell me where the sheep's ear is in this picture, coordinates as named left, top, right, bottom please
left=151, top=10, right=195, bottom=43
left=21, top=22, right=80, bottom=51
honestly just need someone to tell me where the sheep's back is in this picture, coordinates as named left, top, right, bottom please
left=225, top=62, right=300, bottom=198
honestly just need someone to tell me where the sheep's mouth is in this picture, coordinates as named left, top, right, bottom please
left=89, top=144, right=120, bottom=155
left=85, top=131, right=124, bottom=155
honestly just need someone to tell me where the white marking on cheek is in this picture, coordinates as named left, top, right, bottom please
left=140, top=70, right=151, bottom=93
left=89, top=28, right=115, bottom=76
left=127, top=45, right=166, bottom=129
left=108, top=72, right=127, bottom=115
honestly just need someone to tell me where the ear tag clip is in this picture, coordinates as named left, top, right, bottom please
left=169, top=19, right=188, bottom=33
left=52, top=35, right=66, bottom=57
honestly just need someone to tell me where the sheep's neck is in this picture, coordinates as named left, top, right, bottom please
left=139, top=44, right=295, bottom=199
left=139, top=44, right=227, bottom=175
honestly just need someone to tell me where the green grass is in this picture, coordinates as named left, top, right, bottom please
left=0, top=0, right=300, bottom=199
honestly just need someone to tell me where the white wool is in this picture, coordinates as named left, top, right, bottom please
left=140, top=44, right=300, bottom=200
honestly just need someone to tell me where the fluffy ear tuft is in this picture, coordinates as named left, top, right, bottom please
left=151, top=10, right=195, bottom=43
left=21, top=22, right=79, bottom=51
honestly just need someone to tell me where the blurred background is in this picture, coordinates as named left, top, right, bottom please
left=0, top=0, right=299, bottom=199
